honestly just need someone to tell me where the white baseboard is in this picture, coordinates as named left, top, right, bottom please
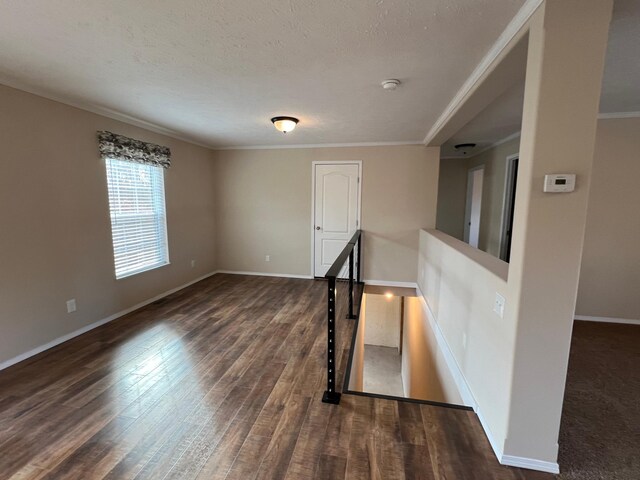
left=214, top=274, right=417, bottom=285
left=501, top=455, right=559, bottom=474
left=418, top=289, right=515, bottom=465
left=416, top=288, right=501, bottom=462
left=416, top=285, right=562, bottom=474
left=216, top=270, right=313, bottom=280
left=574, top=315, right=640, bottom=326
left=364, top=279, right=418, bottom=288
left=415, top=286, right=482, bottom=407
left=0, top=270, right=219, bottom=371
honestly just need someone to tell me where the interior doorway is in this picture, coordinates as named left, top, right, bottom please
left=464, top=166, right=484, bottom=248
left=500, top=154, right=519, bottom=262
left=312, top=162, right=361, bottom=277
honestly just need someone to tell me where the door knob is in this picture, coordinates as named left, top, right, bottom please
left=316, top=226, right=321, bottom=230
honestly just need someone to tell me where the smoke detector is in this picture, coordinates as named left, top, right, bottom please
left=381, top=79, right=401, bottom=91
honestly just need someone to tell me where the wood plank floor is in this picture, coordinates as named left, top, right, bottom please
left=0, top=274, right=554, bottom=479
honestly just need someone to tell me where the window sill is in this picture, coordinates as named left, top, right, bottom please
left=115, top=261, right=171, bottom=280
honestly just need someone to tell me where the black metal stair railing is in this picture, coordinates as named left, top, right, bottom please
left=322, top=229, right=362, bottom=405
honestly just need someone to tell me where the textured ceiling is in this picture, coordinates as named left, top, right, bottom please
left=0, top=0, right=527, bottom=148
left=0, top=1, right=636, bottom=149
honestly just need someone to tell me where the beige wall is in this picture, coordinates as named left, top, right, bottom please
left=0, top=84, right=217, bottom=366
left=504, top=0, right=611, bottom=464
left=418, top=229, right=512, bottom=441
left=362, top=294, right=401, bottom=349
left=423, top=0, right=612, bottom=469
left=214, top=145, right=440, bottom=282
left=348, top=293, right=367, bottom=391
left=436, top=137, right=521, bottom=257
left=435, top=158, right=468, bottom=240
left=436, top=118, right=640, bottom=322
left=402, top=294, right=464, bottom=405
left=576, top=117, right=640, bottom=320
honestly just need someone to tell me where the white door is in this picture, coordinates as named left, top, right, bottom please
left=314, top=163, right=360, bottom=277
left=464, top=166, right=484, bottom=248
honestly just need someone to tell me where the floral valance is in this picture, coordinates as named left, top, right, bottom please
left=97, top=131, right=171, bottom=169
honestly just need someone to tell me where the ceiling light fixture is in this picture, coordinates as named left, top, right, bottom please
left=271, top=116, right=299, bottom=133
left=454, top=143, right=477, bottom=155
left=381, top=79, right=401, bottom=91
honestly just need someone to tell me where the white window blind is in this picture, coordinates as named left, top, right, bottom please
left=105, top=158, right=169, bottom=279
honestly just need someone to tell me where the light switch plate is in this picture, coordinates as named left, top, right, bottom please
left=494, top=293, right=505, bottom=318
left=66, top=299, right=77, bottom=313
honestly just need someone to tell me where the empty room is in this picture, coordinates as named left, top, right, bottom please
left=0, top=0, right=638, bottom=479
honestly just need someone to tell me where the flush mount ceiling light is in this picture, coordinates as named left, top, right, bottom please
left=381, top=79, right=401, bottom=91
left=454, top=143, right=477, bottom=155
left=271, top=116, right=299, bottom=133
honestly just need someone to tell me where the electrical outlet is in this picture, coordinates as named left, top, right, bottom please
left=190, top=259, right=195, bottom=268
left=265, top=255, right=270, bottom=262
left=494, top=293, right=506, bottom=318
left=66, top=299, right=77, bottom=313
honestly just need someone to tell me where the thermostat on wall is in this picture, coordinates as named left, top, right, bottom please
left=544, top=174, right=576, bottom=193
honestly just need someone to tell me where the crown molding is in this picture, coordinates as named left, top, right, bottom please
left=423, top=0, right=543, bottom=146
left=441, top=131, right=521, bottom=160
left=2, top=79, right=427, bottom=151
left=214, top=141, right=424, bottom=151
left=598, top=111, right=640, bottom=119
left=469, top=131, right=521, bottom=158
left=0, top=78, right=216, bottom=150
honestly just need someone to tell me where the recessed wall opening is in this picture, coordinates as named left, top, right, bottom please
left=345, top=285, right=472, bottom=409
left=434, top=34, right=528, bottom=265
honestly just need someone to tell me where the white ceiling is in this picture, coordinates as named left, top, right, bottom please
left=0, top=1, right=636, bottom=149
left=0, top=0, right=528, bottom=148
left=441, top=0, right=640, bottom=159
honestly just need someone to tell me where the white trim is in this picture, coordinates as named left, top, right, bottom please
left=464, top=165, right=485, bottom=246
left=500, top=455, right=559, bottom=474
left=0, top=270, right=219, bottom=371
left=401, top=363, right=411, bottom=398
left=0, top=79, right=214, bottom=150
left=423, top=0, right=542, bottom=145
left=498, top=153, right=520, bottom=261
left=471, top=131, right=521, bottom=159
left=416, top=285, right=504, bottom=461
left=364, top=280, right=418, bottom=289
left=575, top=315, right=640, bottom=326
left=311, top=161, right=363, bottom=278
left=416, top=284, right=560, bottom=473
left=597, top=111, right=640, bottom=120
left=416, top=287, right=479, bottom=408
left=216, top=141, right=422, bottom=151
left=216, top=270, right=314, bottom=280
left=440, top=132, right=522, bottom=160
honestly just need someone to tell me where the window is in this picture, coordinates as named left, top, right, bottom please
left=105, top=158, right=169, bottom=279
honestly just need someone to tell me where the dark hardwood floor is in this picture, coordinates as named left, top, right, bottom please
left=0, top=274, right=553, bottom=479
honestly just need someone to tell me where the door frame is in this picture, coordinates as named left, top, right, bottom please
left=310, top=161, right=362, bottom=278
left=498, top=153, right=519, bottom=261
left=463, top=165, right=484, bottom=246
